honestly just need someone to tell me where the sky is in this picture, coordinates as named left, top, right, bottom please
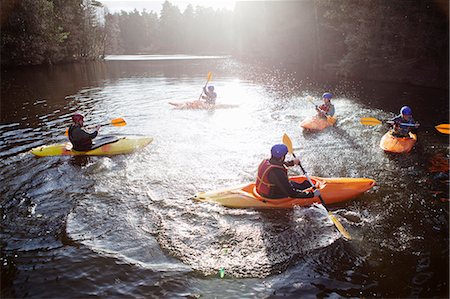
left=99, top=0, right=236, bottom=14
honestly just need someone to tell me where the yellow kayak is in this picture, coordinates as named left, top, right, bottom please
left=300, top=116, right=336, bottom=131
left=379, top=131, right=417, bottom=153
left=194, top=176, right=375, bottom=209
left=30, top=136, right=153, bottom=157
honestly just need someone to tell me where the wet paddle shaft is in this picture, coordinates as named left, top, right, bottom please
left=282, top=133, right=352, bottom=240
left=359, top=117, right=449, bottom=134
left=65, top=117, right=126, bottom=136
left=198, top=72, right=213, bottom=101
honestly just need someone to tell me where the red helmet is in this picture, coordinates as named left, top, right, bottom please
left=72, top=113, right=84, bottom=122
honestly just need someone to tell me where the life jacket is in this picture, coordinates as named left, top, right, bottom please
left=255, top=159, right=287, bottom=196
left=392, top=115, right=415, bottom=137
left=68, top=124, right=93, bottom=151
left=319, top=103, right=330, bottom=113
left=205, top=91, right=217, bottom=105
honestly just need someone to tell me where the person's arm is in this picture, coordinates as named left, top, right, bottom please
left=269, top=168, right=314, bottom=198
left=78, top=128, right=98, bottom=139
left=328, top=105, right=335, bottom=117
left=283, top=160, right=295, bottom=167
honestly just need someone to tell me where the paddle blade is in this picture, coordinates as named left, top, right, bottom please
left=65, top=128, right=69, bottom=136
left=328, top=212, right=352, bottom=240
left=282, top=133, right=294, bottom=154
left=327, top=116, right=337, bottom=125
left=111, top=118, right=127, bottom=127
left=207, top=72, right=212, bottom=82
left=360, top=117, right=382, bottom=126
left=435, top=124, right=450, bottom=134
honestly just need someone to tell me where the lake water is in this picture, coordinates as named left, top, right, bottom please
left=1, top=55, right=448, bottom=298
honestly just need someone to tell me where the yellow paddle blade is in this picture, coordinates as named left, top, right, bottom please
left=328, top=212, right=352, bottom=240
left=360, top=117, right=382, bottom=126
left=207, top=72, right=212, bottom=82
left=327, top=116, right=337, bottom=125
left=111, top=118, right=127, bottom=127
left=282, top=133, right=294, bottom=154
left=435, top=124, right=450, bottom=134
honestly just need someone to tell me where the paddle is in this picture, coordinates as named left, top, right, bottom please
left=306, top=96, right=336, bottom=125
left=282, top=133, right=352, bottom=240
left=360, top=117, right=449, bottom=135
left=65, top=117, right=127, bottom=136
left=198, top=72, right=213, bottom=101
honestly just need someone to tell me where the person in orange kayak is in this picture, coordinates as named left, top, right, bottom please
left=68, top=113, right=100, bottom=151
left=316, top=92, right=335, bottom=118
left=390, top=106, right=420, bottom=137
left=256, top=144, right=320, bottom=199
left=202, top=85, right=217, bottom=105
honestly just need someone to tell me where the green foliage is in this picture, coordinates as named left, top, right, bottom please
left=1, top=0, right=106, bottom=66
left=317, top=0, right=448, bottom=86
left=103, top=0, right=233, bottom=55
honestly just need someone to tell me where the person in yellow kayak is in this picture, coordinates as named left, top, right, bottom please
left=256, top=144, right=320, bottom=199
left=202, top=85, right=217, bottom=105
left=68, top=113, right=100, bottom=151
left=390, top=106, right=420, bottom=137
left=316, top=92, right=335, bottom=118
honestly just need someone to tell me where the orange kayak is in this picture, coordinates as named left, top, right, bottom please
left=379, top=131, right=417, bottom=153
left=300, top=116, right=336, bottom=131
left=169, top=101, right=238, bottom=110
left=194, top=176, right=375, bottom=209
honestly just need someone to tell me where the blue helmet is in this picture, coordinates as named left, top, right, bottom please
left=400, top=106, right=412, bottom=115
left=208, top=85, right=214, bottom=91
left=322, top=92, right=333, bottom=99
left=271, top=144, right=288, bottom=159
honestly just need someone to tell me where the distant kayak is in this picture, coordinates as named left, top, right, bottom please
left=300, top=116, right=336, bottom=131
left=194, top=175, right=375, bottom=209
left=169, top=100, right=238, bottom=110
left=30, top=136, right=153, bottom=157
left=379, top=131, right=417, bottom=153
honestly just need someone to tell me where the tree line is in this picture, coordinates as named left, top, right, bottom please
left=1, top=0, right=447, bottom=88
left=105, top=1, right=233, bottom=54
left=1, top=0, right=106, bottom=66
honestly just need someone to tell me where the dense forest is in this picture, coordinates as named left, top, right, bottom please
left=1, top=0, right=448, bottom=88
left=1, top=0, right=106, bottom=65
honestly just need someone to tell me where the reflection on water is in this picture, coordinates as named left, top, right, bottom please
left=104, top=54, right=230, bottom=61
left=1, top=57, right=448, bottom=298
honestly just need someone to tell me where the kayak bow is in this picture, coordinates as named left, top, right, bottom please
left=379, top=131, right=417, bottom=153
left=300, top=116, right=336, bottom=131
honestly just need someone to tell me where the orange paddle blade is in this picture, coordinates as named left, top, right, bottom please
left=360, top=117, right=382, bottom=126
left=435, top=124, right=449, bottom=135
left=111, top=118, right=126, bottom=127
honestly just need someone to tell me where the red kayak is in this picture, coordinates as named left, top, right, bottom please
left=169, top=100, right=238, bottom=110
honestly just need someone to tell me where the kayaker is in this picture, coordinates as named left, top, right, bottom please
left=316, top=92, right=335, bottom=118
left=68, top=113, right=100, bottom=151
left=256, top=144, right=320, bottom=199
left=390, top=106, right=420, bottom=137
left=202, top=85, right=217, bottom=105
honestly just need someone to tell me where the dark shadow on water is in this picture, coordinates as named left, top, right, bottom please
left=69, top=155, right=91, bottom=167
left=257, top=208, right=298, bottom=275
